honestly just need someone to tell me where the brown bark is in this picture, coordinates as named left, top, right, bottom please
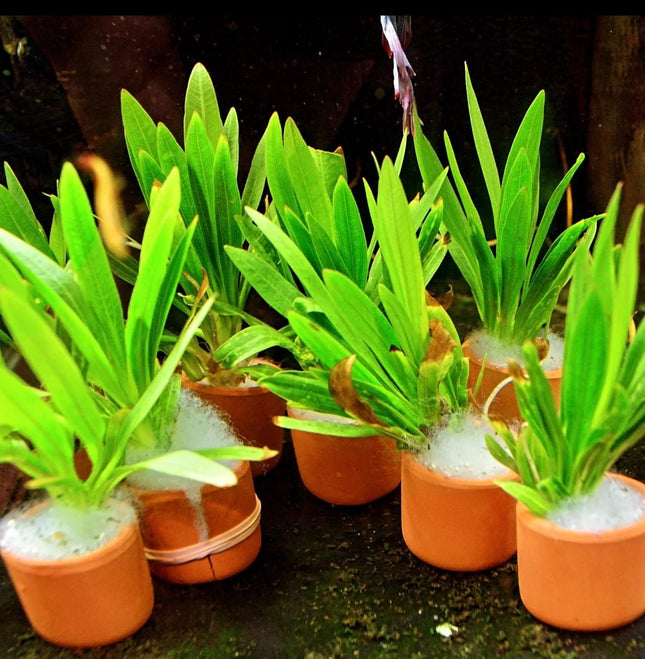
left=587, top=16, right=645, bottom=302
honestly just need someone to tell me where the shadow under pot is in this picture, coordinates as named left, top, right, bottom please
left=126, top=460, right=262, bottom=584
left=287, top=407, right=402, bottom=506
left=0, top=498, right=154, bottom=648
left=182, top=374, right=286, bottom=477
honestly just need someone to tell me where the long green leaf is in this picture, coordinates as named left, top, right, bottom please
left=213, top=133, right=244, bottom=304
left=121, top=89, right=159, bottom=203
left=465, top=63, right=501, bottom=219
left=0, top=286, right=106, bottom=457
left=332, top=177, right=368, bottom=288
left=0, top=172, right=53, bottom=259
left=368, top=159, right=426, bottom=345
left=0, top=366, right=74, bottom=471
left=498, top=89, right=543, bottom=234
left=126, top=169, right=180, bottom=388
left=0, top=246, right=128, bottom=402
left=185, top=114, right=219, bottom=287
left=265, top=113, right=302, bottom=221
left=157, top=122, right=198, bottom=222
left=214, top=324, right=296, bottom=369
left=0, top=227, right=84, bottom=313
left=527, top=153, right=586, bottom=279
left=283, top=118, right=334, bottom=234
left=184, top=62, right=223, bottom=149
left=116, top=297, right=215, bottom=452
left=441, top=130, right=494, bottom=315
left=225, top=244, right=301, bottom=318
left=58, top=162, right=128, bottom=372
left=241, top=122, right=268, bottom=211
left=323, top=270, right=409, bottom=392
left=223, top=108, right=240, bottom=178
left=497, top=181, right=531, bottom=327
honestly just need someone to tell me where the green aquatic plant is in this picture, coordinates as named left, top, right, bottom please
left=485, top=185, right=645, bottom=515
left=244, top=156, right=469, bottom=448
left=413, top=62, right=601, bottom=348
left=120, top=62, right=271, bottom=385
left=214, top=113, right=449, bottom=381
left=0, top=163, right=274, bottom=509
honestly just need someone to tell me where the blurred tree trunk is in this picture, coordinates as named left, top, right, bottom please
left=587, top=16, right=645, bottom=302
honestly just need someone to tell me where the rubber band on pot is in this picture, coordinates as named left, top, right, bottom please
left=144, top=495, right=261, bottom=565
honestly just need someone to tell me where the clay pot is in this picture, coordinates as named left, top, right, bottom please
left=288, top=407, right=401, bottom=505
left=462, top=338, right=562, bottom=422
left=182, top=374, right=286, bottom=477
left=400, top=452, right=518, bottom=571
left=516, top=473, right=645, bottom=631
left=0, top=498, right=153, bottom=648
left=128, top=460, right=262, bottom=584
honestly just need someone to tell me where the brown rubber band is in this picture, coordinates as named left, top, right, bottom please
left=144, top=495, right=261, bottom=565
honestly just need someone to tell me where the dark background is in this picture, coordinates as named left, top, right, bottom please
left=1, top=15, right=644, bottom=295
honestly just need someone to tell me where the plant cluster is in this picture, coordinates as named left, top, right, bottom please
left=120, top=63, right=270, bottom=385
left=215, top=114, right=449, bottom=380
left=244, top=157, right=469, bottom=449
left=413, top=63, right=601, bottom=349
left=486, top=185, right=644, bottom=515
left=1, top=59, right=641, bottom=522
left=0, top=162, right=272, bottom=510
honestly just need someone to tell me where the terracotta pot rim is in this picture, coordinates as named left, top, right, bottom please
left=462, top=338, right=562, bottom=379
left=0, top=498, right=139, bottom=569
left=402, top=451, right=518, bottom=489
left=182, top=373, right=269, bottom=397
left=517, top=473, right=645, bottom=543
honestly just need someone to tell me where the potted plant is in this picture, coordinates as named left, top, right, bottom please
left=413, top=62, right=602, bottom=422
left=0, top=162, right=275, bottom=593
left=216, top=111, right=448, bottom=367
left=0, top=162, right=274, bottom=647
left=485, top=184, right=645, bottom=631
left=216, top=121, right=449, bottom=505
left=120, top=62, right=285, bottom=475
left=245, top=155, right=519, bottom=568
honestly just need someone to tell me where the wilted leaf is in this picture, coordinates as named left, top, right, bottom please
left=328, top=355, right=385, bottom=426
left=424, top=318, right=456, bottom=363
left=534, top=336, right=549, bottom=361
left=507, top=359, right=527, bottom=381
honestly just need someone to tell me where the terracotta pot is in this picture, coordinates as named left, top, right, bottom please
left=400, top=452, right=518, bottom=571
left=0, top=498, right=153, bottom=648
left=288, top=408, right=401, bottom=505
left=128, top=460, right=262, bottom=584
left=516, top=473, right=645, bottom=631
left=182, top=373, right=286, bottom=477
left=462, top=339, right=562, bottom=422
